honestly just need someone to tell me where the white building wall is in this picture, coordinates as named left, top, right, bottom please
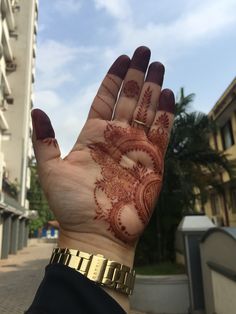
left=1, top=0, right=37, bottom=208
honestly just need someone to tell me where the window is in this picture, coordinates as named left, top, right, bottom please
left=210, top=193, right=221, bottom=215
left=221, top=119, right=234, bottom=150
left=231, top=188, right=236, bottom=213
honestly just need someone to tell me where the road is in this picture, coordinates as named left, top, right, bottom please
left=0, top=241, right=145, bottom=314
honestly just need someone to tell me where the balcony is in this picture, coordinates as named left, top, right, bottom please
left=1, top=58, right=12, bottom=96
left=0, top=110, right=9, bottom=131
left=2, top=19, right=14, bottom=62
left=1, top=0, right=15, bottom=31
left=32, top=67, right=35, bottom=83
left=35, top=0, right=39, bottom=17
left=33, top=43, right=36, bottom=58
left=34, top=20, right=38, bottom=35
left=30, top=94, right=35, bottom=108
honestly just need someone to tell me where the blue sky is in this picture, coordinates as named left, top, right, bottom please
left=35, top=0, right=236, bottom=156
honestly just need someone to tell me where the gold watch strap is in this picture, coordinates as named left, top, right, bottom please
left=49, top=248, right=136, bottom=295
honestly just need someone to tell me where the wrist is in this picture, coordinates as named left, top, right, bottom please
left=57, top=228, right=135, bottom=313
left=58, top=228, right=136, bottom=268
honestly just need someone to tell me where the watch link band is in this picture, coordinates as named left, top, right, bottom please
left=49, top=248, right=136, bottom=295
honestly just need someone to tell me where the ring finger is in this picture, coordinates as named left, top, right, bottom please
left=132, top=62, right=165, bottom=132
left=113, top=46, right=151, bottom=123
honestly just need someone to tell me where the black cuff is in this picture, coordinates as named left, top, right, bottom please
left=25, top=264, right=126, bottom=314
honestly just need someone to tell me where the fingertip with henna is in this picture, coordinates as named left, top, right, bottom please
left=146, top=62, right=165, bottom=86
left=158, top=89, right=175, bottom=113
left=108, top=55, right=131, bottom=79
left=130, top=46, right=151, bottom=73
left=31, top=109, right=55, bottom=140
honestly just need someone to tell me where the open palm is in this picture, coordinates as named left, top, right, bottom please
left=32, top=47, right=175, bottom=247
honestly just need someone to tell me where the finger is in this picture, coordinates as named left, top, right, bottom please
left=132, top=62, right=165, bottom=131
left=113, top=46, right=151, bottom=123
left=31, top=109, right=61, bottom=164
left=148, top=89, right=175, bottom=156
left=87, top=55, right=130, bottom=120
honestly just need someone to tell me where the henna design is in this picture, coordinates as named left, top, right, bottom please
left=123, top=80, right=140, bottom=99
left=101, top=83, right=116, bottom=99
left=96, top=95, right=113, bottom=113
left=89, top=123, right=164, bottom=244
left=136, top=86, right=152, bottom=124
left=155, top=112, right=169, bottom=130
left=42, top=138, right=58, bottom=148
left=107, top=75, right=120, bottom=89
left=91, top=105, right=103, bottom=119
left=148, top=112, right=170, bottom=155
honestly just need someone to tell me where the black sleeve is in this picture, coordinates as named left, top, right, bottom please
left=25, top=264, right=126, bottom=314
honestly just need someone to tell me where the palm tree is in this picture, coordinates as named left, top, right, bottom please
left=135, top=88, right=236, bottom=265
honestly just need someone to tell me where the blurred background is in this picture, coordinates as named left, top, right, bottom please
left=0, top=1, right=236, bottom=313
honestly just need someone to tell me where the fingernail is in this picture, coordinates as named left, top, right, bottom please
left=108, top=55, right=130, bottom=79
left=146, top=62, right=165, bottom=86
left=158, top=89, right=175, bottom=113
left=31, top=109, right=55, bottom=140
left=130, top=46, right=151, bottom=72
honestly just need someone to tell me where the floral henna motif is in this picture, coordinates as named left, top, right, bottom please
left=148, top=112, right=170, bottom=155
left=155, top=112, right=169, bottom=130
left=42, top=138, right=58, bottom=148
left=89, top=123, right=164, bottom=244
left=123, top=80, right=140, bottom=99
left=135, top=86, right=152, bottom=124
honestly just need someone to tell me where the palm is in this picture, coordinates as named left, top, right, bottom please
left=32, top=47, right=175, bottom=246
left=42, top=119, right=163, bottom=245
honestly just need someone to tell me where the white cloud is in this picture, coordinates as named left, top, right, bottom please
left=37, top=40, right=79, bottom=75
left=54, top=0, right=82, bottom=14
left=35, top=90, right=62, bottom=109
left=103, top=0, right=236, bottom=63
left=35, top=81, right=100, bottom=157
left=93, top=0, right=131, bottom=20
left=36, top=40, right=98, bottom=90
left=35, top=0, right=236, bottom=155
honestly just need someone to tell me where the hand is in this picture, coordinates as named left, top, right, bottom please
left=31, top=46, right=175, bottom=265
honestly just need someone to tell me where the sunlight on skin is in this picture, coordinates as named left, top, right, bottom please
left=31, top=46, right=175, bottom=313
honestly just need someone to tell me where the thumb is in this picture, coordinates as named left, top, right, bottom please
left=31, top=109, right=61, bottom=164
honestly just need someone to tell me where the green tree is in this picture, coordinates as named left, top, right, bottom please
left=135, top=88, right=235, bottom=265
left=28, top=159, right=54, bottom=235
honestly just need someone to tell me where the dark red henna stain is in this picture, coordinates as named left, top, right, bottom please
left=101, top=83, right=116, bottom=99
left=155, top=112, right=170, bottom=129
left=96, top=95, right=113, bottom=114
left=146, top=62, right=165, bottom=86
left=31, top=109, right=55, bottom=140
left=130, top=46, right=151, bottom=73
left=158, top=89, right=175, bottom=113
left=89, top=123, right=165, bottom=244
left=107, top=75, right=120, bottom=89
left=42, top=138, right=58, bottom=148
left=135, top=86, right=152, bottom=124
left=91, top=105, right=103, bottom=119
left=148, top=112, right=170, bottom=155
left=123, top=80, right=140, bottom=99
left=108, top=55, right=130, bottom=79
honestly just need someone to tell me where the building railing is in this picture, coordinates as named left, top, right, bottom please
left=0, top=57, right=12, bottom=96
left=1, top=0, right=15, bottom=31
left=2, top=19, right=13, bottom=62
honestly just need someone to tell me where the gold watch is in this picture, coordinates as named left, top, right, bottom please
left=49, top=248, right=136, bottom=295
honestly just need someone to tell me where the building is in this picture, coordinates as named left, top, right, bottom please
left=0, top=0, right=38, bottom=259
left=202, top=77, right=236, bottom=227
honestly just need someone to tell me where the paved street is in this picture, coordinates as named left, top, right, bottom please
left=0, top=241, right=145, bottom=314
left=0, top=241, right=55, bottom=314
